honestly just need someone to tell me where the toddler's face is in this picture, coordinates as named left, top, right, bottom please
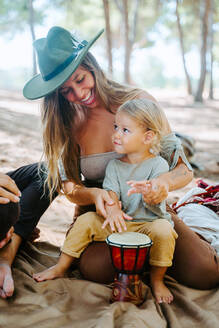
left=112, top=112, right=147, bottom=155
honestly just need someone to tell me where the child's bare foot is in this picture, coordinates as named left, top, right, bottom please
left=33, top=265, right=65, bottom=282
left=150, top=279, right=173, bottom=304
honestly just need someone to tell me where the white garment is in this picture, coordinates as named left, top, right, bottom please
left=174, top=188, right=219, bottom=255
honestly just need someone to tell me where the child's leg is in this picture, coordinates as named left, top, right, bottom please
left=33, top=252, right=74, bottom=282
left=150, top=266, right=173, bottom=304
left=33, top=212, right=111, bottom=282
left=135, top=219, right=177, bottom=304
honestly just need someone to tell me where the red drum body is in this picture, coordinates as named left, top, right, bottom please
left=106, top=232, right=152, bottom=305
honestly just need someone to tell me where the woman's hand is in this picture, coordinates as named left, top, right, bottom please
left=0, top=173, right=21, bottom=204
left=91, top=188, right=115, bottom=218
left=63, top=182, right=114, bottom=217
left=127, top=177, right=169, bottom=205
left=102, top=206, right=132, bottom=233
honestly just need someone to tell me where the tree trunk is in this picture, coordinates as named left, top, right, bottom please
left=114, top=0, right=140, bottom=84
left=175, top=0, right=193, bottom=95
left=28, top=0, right=37, bottom=76
left=195, top=0, right=211, bottom=103
left=208, top=0, right=214, bottom=100
left=130, top=0, right=140, bottom=44
left=103, top=0, right=113, bottom=75
left=122, top=0, right=131, bottom=83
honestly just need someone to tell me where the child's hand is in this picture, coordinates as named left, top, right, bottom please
left=127, top=180, right=152, bottom=197
left=127, top=178, right=169, bottom=204
left=102, top=208, right=132, bottom=233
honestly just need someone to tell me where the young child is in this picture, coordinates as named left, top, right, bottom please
left=33, top=98, right=178, bottom=304
left=0, top=202, right=20, bottom=249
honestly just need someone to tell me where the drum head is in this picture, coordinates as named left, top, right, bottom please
left=106, top=231, right=152, bottom=248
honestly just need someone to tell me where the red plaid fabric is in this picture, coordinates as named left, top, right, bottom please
left=172, top=179, right=219, bottom=215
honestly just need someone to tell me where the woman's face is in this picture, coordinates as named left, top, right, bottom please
left=59, top=66, right=99, bottom=108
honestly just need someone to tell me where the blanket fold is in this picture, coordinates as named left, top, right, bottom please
left=0, top=241, right=218, bottom=328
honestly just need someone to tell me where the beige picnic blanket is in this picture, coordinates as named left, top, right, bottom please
left=0, top=241, right=218, bottom=328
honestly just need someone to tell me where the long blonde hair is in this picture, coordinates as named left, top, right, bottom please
left=117, top=98, right=166, bottom=153
left=41, top=52, right=143, bottom=199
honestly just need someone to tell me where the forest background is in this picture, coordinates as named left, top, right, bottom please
left=0, top=0, right=218, bottom=245
left=0, top=0, right=219, bottom=101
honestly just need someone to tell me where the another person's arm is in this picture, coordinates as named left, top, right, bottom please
left=62, top=181, right=114, bottom=218
left=146, top=130, right=194, bottom=204
left=59, top=158, right=114, bottom=218
left=133, top=160, right=193, bottom=205
left=127, top=132, right=193, bottom=205
left=0, top=173, right=21, bottom=204
left=137, top=93, right=193, bottom=204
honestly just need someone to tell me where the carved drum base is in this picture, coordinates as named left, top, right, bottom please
left=111, top=273, right=145, bottom=306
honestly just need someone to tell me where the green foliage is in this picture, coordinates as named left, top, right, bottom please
left=0, top=0, right=218, bottom=91
left=0, top=0, right=45, bottom=38
left=49, top=0, right=105, bottom=37
left=157, top=0, right=202, bottom=52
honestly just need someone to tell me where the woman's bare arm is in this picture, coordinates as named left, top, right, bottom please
left=130, top=159, right=193, bottom=205
left=159, top=160, right=193, bottom=192
left=62, top=181, right=114, bottom=218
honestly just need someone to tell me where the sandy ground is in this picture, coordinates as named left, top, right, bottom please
left=0, top=89, right=218, bottom=246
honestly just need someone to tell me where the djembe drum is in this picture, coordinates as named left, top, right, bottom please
left=106, top=232, right=152, bottom=305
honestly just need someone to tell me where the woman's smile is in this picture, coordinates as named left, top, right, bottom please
left=80, top=89, right=96, bottom=106
left=59, top=67, right=99, bottom=108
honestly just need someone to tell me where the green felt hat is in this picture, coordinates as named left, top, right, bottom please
left=23, top=26, right=104, bottom=100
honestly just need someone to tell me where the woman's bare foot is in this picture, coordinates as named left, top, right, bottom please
left=150, top=279, right=173, bottom=304
left=33, top=264, right=66, bottom=282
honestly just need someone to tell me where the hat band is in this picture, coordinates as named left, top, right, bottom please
left=43, top=40, right=88, bottom=81
left=43, top=53, right=77, bottom=81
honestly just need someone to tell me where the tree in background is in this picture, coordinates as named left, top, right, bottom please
left=114, top=0, right=141, bottom=84
left=208, top=0, right=214, bottom=100
left=0, top=0, right=45, bottom=75
left=195, top=0, right=211, bottom=102
left=175, top=0, right=192, bottom=95
left=102, top=0, right=161, bottom=84
left=160, top=0, right=218, bottom=102
left=28, top=0, right=36, bottom=75
left=103, top=0, right=113, bottom=75
left=0, top=0, right=218, bottom=101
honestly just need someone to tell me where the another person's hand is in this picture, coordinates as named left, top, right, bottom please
left=127, top=178, right=169, bottom=204
left=92, top=188, right=115, bottom=218
left=102, top=206, right=132, bottom=233
left=0, top=261, right=14, bottom=298
left=0, top=173, right=21, bottom=204
left=63, top=182, right=115, bottom=218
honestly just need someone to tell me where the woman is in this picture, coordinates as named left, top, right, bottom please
left=0, top=26, right=218, bottom=299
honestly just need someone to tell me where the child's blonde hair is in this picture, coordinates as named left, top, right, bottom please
left=117, top=98, right=166, bottom=154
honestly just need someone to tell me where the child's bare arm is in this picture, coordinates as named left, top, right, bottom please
left=102, top=191, right=132, bottom=233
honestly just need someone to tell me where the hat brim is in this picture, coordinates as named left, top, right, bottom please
left=23, top=29, right=104, bottom=100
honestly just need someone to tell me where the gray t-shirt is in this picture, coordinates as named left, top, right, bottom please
left=103, top=156, right=173, bottom=225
